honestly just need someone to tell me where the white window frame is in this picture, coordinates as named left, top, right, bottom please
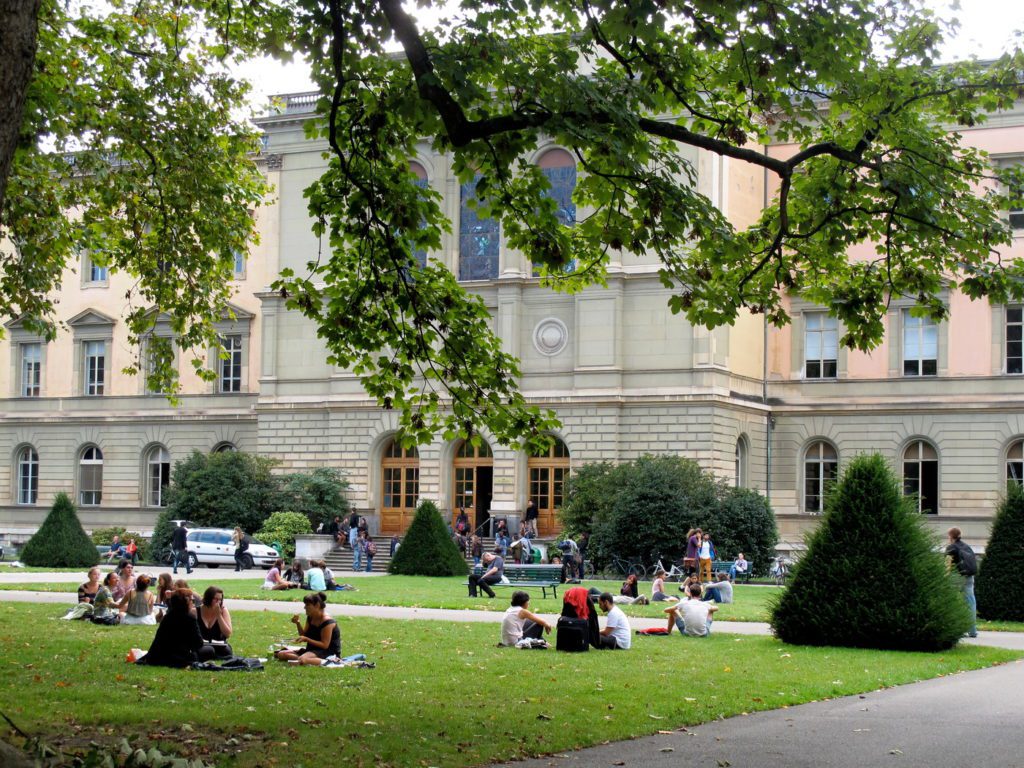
left=79, top=446, right=103, bottom=506
left=81, top=251, right=109, bottom=287
left=145, top=446, right=170, bottom=507
left=17, top=446, right=39, bottom=505
left=902, top=440, right=939, bottom=514
left=804, top=312, right=838, bottom=379
left=803, top=441, right=838, bottom=513
left=1007, top=306, right=1023, bottom=375
left=1007, top=439, right=1024, bottom=486
left=902, top=310, right=938, bottom=377
left=83, top=340, right=106, bottom=395
left=219, top=335, right=243, bottom=393
left=20, top=343, right=41, bottom=397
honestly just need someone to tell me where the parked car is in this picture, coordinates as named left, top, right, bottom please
left=184, top=528, right=278, bottom=570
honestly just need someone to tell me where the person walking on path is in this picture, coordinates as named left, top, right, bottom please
left=946, top=527, right=978, bottom=638
left=171, top=521, right=192, bottom=575
left=232, top=527, right=249, bottom=572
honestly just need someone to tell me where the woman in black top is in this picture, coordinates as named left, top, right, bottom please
left=197, top=585, right=233, bottom=660
left=77, top=567, right=102, bottom=603
left=274, top=592, right=340, bottom=666
left=136, top=589, right=203, bottom=668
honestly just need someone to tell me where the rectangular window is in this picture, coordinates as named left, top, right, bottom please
left=233, top=249, right=246, bottom=278
left=804, top=313, right=838, bottom=379
left=83, top=341, right=105, bottom=395
left=219, top=335, right=242, bottom=393
left=83, top=251, right=108, bottom=284
left=902, top=310, right=937, bottom=376
left=21, top=343, right=41, bottom=397
left=1008, top=307, right=1023, bottom=374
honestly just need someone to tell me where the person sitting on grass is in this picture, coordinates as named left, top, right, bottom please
left=284, top=559, right=305, bottom=588
left=651, top=569, right=679, bottom=603
left=91, top=572, right=120, bottom=624
left=78, top=566, right=101, bottom=604
left=612, top=573, right=649, bottom=605
left=499, top=591, right=552, bottom=646
left=664, top=583, right=718, bottom=637
left=274, top=592, right=340, bottom=665
left=136, top=588, right=203, bottom=668
left=596, top=592, right=631, bottom=650
left=263, top=558, right=299, bottom=590
left=112, top=562, right=135, bottom=602
left=702, top=572, right=734, bottom=604
left=197, top=586, right=233, bottom=660
left=305, top=560, right=327, bottom=591
left=119, top=574, right=156, bottom=625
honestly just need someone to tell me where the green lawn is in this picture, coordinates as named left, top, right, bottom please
left=0, top=603, right=1018, bottom=767
left=0, top=575, right=778, bottom=623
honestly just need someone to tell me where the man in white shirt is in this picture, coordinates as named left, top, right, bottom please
left=664, top=583, right=719, bottom=637
left=596, top=593, right=631, bottom=649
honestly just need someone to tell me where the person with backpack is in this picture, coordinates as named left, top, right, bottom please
left=946, top=527, right=978, bottom=638
left=363, top=532, right=377, bottom=572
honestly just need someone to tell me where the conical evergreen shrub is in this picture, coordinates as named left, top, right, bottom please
left=388, top=500, right=468, bottom=577
left=976, top=482, right=1024, bottom=621
left=770, top=454, right=970, bottom=651
left=20, top=492, right=99, bottom=568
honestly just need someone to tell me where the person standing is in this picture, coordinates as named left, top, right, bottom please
left=363, top=532, right=377, bottom=572
left=468, top=552, right=504, bottom=598
left=577, top=532, right=589, bottom=580
left=171, top=521, right=191, bottom=575
left=348, top=510, right=360, bottom=550
left=232, top=527, right=249, bottom=572
left=946, top=527, right=978, bottom=638
left=596, top=593, right=631, bottom=649
left=684, top=528, right=701, bottom=578
left=352, top=528, right=364, bottom=571
left=524, top=499, right=539, bottom=537
left=698, top=532, right=715, bottom=583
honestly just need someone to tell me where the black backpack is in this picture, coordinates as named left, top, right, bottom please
left=555, top=616, right=590, bottom=652
left=953, top=541, right=977, bottom=576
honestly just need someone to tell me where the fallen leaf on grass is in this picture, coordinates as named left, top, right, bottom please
left=648, top=715, right=664, bottom=720
left=536, top=713, right=553, bottom=721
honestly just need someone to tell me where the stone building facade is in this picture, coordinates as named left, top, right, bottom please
left=1, top=92, right=1022, bottom=550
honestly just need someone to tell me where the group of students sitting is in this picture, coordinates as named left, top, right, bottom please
left=261, top=558, right=352, bottom=591
left=499, top=587, right=633, bottom=650
left=615, top=570, right=735, bottom=606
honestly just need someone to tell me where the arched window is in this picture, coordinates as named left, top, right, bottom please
left=1008, top=440, right=1024, bottom=485
left=410, top=162, right=429, bottom=269
left=146, top=446, right=170, bottom=507
left=903, top=440, right=939, bottom=514
left=803, top=441, right=838, bottom=513
left=212, top=442, right=236, bottom=454
left=381, top=440, right=420, bottom=534
left=79, top=446, right=103, bottom=506
left=539, top=149, right=577, bottom=226
left=735, top=436, right=748, bottom=488
left=17, top=446, right=38, bottom=505
left=527, top=437, right=570, bottom=536
left=459, top=175, right=499, bottom=281
left=453, top=439, right=494, bottom=531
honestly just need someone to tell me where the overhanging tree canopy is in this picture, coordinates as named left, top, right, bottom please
left=3, top=0, right=1024, bottom=450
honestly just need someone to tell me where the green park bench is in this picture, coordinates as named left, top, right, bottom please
left=466, top=563, right=564, bottom=600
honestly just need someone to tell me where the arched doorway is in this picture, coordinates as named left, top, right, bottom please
left=381, top=440, right=420, bottom=534
left=528, top=438, right=570, bottom=536
left=453, top=440, right=493, bottom=533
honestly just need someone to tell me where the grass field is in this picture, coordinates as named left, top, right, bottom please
left=0, top=603, right=1019, bottom=767
left=0, top=575, right=778, bottom=623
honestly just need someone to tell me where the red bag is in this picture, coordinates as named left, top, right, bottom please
left=636, top=627, right=670, bottom=636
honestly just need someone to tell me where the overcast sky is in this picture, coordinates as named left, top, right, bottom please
left=236, top=0, right=1024, bottom=109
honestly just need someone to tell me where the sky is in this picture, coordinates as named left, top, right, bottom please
left=235, top=0, right=1024, bottom=109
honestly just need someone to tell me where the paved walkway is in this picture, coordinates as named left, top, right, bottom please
left=494, top=659, right=1024, bottom=768
left=0, top=567, right=384, bottom=582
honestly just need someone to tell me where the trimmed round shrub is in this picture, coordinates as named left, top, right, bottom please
left=389, top=500, right=468, bottom=577
left=20, top=492, right=99, bottom=568
left=976, top=482, right=1024, bottom=621
left=256, top=511, right=313, bottom=559
left=770, top=453, right=970, bottom=651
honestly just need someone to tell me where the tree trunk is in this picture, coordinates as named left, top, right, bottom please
left=0, top=0, right=41, bottom=227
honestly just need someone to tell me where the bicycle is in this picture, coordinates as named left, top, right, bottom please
left=652, top=556, right=686, bottom=582
left=610, top=555, right=648, bottom=580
